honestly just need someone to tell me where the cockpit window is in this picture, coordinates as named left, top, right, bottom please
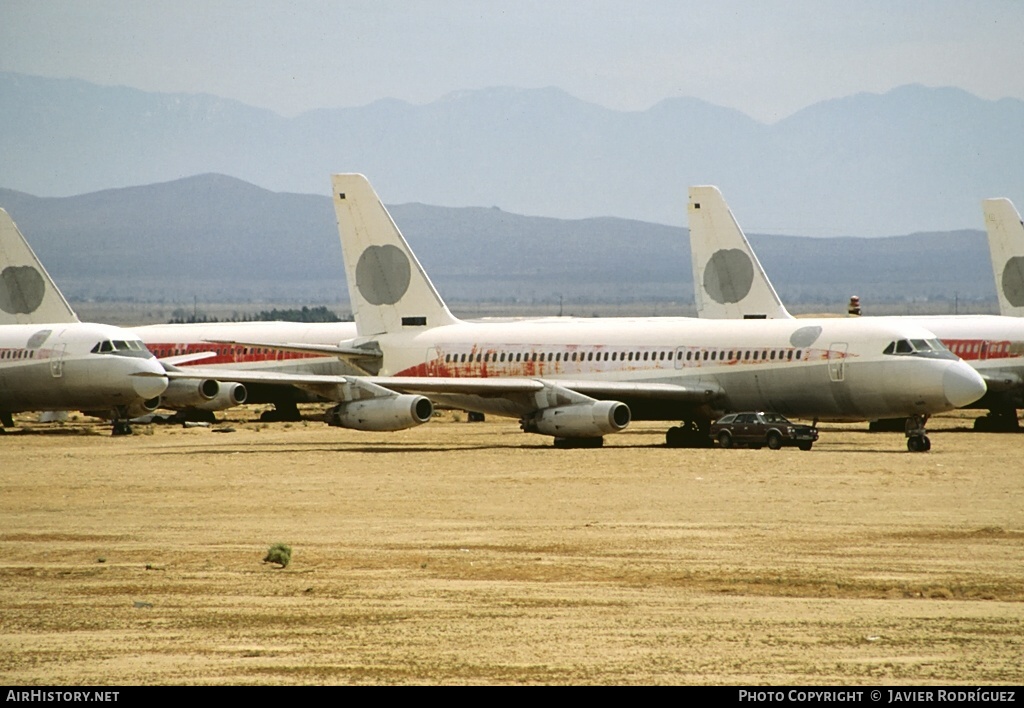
left=91, top=339, right=155, bottom=359
left=883, top=338, right=957, bottom=360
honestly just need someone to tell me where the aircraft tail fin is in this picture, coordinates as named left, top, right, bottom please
left=982, top=198, right=1024, bottom=317
left=0, top=208, right=79, bottom=325
left=331, top=174, right=459, bottom=337
left=687, top=186, right=792, bottom=320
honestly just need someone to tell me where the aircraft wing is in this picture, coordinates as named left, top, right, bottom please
left=147, top=368, right=723, bottom=418
left=371, top=376, right=722, bottom=402
left=377, top=376, right=724, bottom=421
left=159, top=351, right=217, bottom=367
left=204, top=338, right=381, bottom=358
left=203, top=338, right=382, bottom=373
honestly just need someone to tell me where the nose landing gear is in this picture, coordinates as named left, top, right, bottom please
left=905, top=415, right=931, bottom=452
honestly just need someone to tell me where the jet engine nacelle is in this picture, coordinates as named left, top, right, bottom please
left=521, top=401, right=631, bottom=438
left=124, top=396, right=162, bottom=418
left=192, top=382, right=247, bottom=411
left=160, top=379, right=247, bottom=411
left=326, top=395, right=434, bottom=431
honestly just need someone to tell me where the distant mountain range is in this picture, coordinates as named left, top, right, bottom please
left=0, top=175, right=996, bottom=316
left=1, top=72, right=1021, bottom=237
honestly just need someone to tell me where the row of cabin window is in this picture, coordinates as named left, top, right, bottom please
left=442, top=348, right=803, bottom=364
left=443, top=350, right=675, bottom=364
left=687, top=349, right=802, bottom=362
left=947, top=341, right=1013, bottom=356
left=1, top=349, right=37, bottom=360
left=154, top=345, right=288, bottom=358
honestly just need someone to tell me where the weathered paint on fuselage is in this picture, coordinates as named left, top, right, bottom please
left=370, top=315, right=983, bottom=422
left=0, top=324, right=168, bottom=414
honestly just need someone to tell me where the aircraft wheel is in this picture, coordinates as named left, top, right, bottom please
left=667, top=421, right=712, bottom=448
left=974, top=412, right=1020, bottom=432
left=717, top=431, right=733, bottom=449
left=112, top=421, right=132, bottom=436
left=907, top=435, right=929, bottom=452
left=665, top=426, right=685, bottom=448
left=798, top=442, right=813, bottom=451
left=767, top=432, right=783, bottom=450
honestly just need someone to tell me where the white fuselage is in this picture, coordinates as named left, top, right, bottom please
left=369, top=315, right=985, bottom=422
left=0, top=323, right=169, bottom=415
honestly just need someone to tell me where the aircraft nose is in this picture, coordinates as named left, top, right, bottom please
left=943, top=362, right=987, bottom=408
left=133, top=363, right=169, bottom=400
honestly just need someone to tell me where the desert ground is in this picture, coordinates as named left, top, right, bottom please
left=0, top=408, right=1021, bottom=685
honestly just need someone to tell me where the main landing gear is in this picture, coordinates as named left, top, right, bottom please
left=973, top=409, right=1021, bottom=432
left=665, top=419, right=712, bottom=448
left=259, top=401, right=303, bottom=422
left=905, top=415, right=931, bottom=453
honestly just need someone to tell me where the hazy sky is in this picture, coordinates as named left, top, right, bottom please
left=2, top=1, right=1023, bottom=123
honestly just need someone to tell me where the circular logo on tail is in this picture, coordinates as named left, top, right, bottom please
left=355, top=245, right=412, bottom=306
left=703, top=249, right=754, bottom=304
left=1002, top=256, right=1024, bottom=307
left=0, top=266, right=46, bottom=314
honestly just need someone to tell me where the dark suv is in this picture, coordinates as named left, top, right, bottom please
left=710, top=412, right=818, bottom=451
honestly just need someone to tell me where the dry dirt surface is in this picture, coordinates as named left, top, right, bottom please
left=1, top=408, right=1021, bottom=686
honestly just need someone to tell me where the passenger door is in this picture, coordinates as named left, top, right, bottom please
left=49, top=344, right=67, bottom=378
left=828, top=343, right=848, bottom=382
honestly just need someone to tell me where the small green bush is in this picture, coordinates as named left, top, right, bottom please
left=263, top=543, right=292, bottom=568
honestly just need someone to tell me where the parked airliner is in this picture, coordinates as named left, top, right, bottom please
left=0, top=209, right=168, bottom=433
left=688, top=185, right=1024, bottom=434
left=156, top=174, right=985, bottom=450
left=982, top=197, right=1024, bottom=319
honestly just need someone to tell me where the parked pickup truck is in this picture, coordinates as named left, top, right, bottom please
left=709, top=412, right=818, bottom=451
